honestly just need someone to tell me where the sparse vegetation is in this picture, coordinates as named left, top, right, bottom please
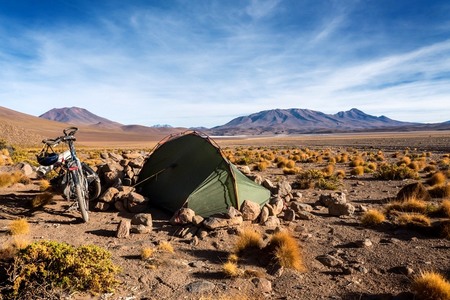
left=9, top=219, right=30, bottom=235
left=412, top=271, right=450, bottom=300
left=396, top=213, right=431, bottom=227
left=374, top=163, right=419, bottom=180
left=31, top=192, right=54, bottom=208
left=268, top=231, right=306, bottom=272
left=233, top=228, right=263, bottom=254
left=361, top=209, right=386, bottom=226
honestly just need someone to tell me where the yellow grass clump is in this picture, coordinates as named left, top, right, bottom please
left=9, top=218, right=30, bottom=235
left=385, top=198, right=428, bottom=214
left=158, top=241, right=174, bottom=253
left=396, top=213, right=431, bottom=227
left=350, top=166, right=364, bottom=176
left=440, top=199, right=450, bottom=218
left=428, top=171, right=447, bottom=187
left=38, top=179, right=51, bottom=191
left=335, top=169, right=346, bottom=179
left=141, top=247, right=154, bottom=260
left=234, top=229, right=263, bottom=254
left=283, top=167, right=301, bottom=175
left=0, top=237, right=30, bottom=261
left=361, top=209, right=386, bottom=226
left=429, top=184, right=450, bottom=198
left=349, top=156, right=364, bottom=167
left=254, top=160, right=270, bottom=171
left=412, top=271, right=450, bottom=300
left=222, top=261, right=242, bottom=277
left=31, top=192, right=54, bottom=208
left=269, top=231, right=306, bottom=272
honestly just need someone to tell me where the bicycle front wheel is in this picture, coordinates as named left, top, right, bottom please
left=72, top=170, right=89, bottom=222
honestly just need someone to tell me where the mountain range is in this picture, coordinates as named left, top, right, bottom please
left=1, top=106, right=449, bottom=146
left=39, top=106, right=450, bottom=136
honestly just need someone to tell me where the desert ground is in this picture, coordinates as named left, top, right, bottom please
left=1, top=131, right=450, bottom=300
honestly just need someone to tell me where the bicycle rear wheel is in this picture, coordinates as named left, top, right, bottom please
left=82, top=163, right=101, bottom=200
left=72, top=170, right=89, bottom=222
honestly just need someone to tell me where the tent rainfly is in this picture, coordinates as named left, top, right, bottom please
left=136, top=131, right=271, bottom=217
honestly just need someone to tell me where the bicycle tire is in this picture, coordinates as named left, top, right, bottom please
left=72, top=170, right=89, bottom=222
left=82, top=163, right=101, bottom=200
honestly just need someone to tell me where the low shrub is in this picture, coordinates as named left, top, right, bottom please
left=427, top=171, right=447, bottom=186
left=396, top=213, right=431, bottom=227
left=412, top=271, right=450, bottom=300
left=267, top=231, right=305, bottom=272
left=9, top=219, right=30, bottom=235
left=350, top=166, right=364, bottom=176
left=31, top=192, right=54, bottom=208
left=440, top=199, right=450, bottom=218
left=385, top=198, right=428, bottom=214
left=361, top=209, right=386, bottom=226
left=374, top=163, right=419, bottom=180
left=315, top=176, right=342, bottom=190
left=233, top=229, right=263, bottom=254
left=9, top=241, right=120, bottom=298
left=429, top=184, right=450, bottom=198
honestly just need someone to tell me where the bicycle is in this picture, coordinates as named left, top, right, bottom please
left=36, top=127, right=101, bottom=222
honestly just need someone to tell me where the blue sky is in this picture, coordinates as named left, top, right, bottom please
left=1, top=0, right=449, bottom=128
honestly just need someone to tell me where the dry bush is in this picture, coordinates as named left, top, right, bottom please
left=441, top=221, right=450, bottom=239
left=424, top=165, right=437, bottom=172
left=439, top=199, right=450, bottom=218
left=254, top=160, right=270, bottom=171
left=350, top=166, right=364, bottom=176
left=374, top=163, right=419, bottom=180
left=335, top=169, right=346, bottom=179
left=228, top=253, right=239, bottom=263
left=38, top=179, right=51, bottom=191
left=385, top=198, right=428, bottom=214
left=283, top=167, right=301, bottom=175
left=396, top=213, right=431, bottom=227
left=361, top=210, right=386, bottom=226
left=234, top=229, right=263, bottom=254
left=349, top=156, right=364, bottom=167
left=315, top=176, right=342, bottom=191
left=366, top=162, right=377, bottom=171
left=0, top=237, right=30, bottom=261
left=267, top=231, right=305, bottom=272
left=322, top=164, right=335, bottom=176
left=31, top=192, right=54, bottom=208
left=398, top=156, right=411, bottom=166
left=338, top=153, right=349, bottom=163
left=158, top=241, right=174, bottom=253
left=140, top=247, right=154, bottom=260
left=9, top=218, right=30, bottom=235
left=222, top=261, right=242, bottom=277
left=412, top=271, right=450, bottom=300
left=429, top=184, right=450, bottom=198
left=427, top=171, right=447, bottom=187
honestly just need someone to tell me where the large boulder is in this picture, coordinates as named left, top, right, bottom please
left=241, top=200, right=261, bottom=221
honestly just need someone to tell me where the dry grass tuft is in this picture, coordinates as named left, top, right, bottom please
left=396, top=213, right=431, bottom=227
left=268, top=231, right=306, bottom=272
left=350, top=166, right=364, bottom=176
left=31, top=192, right=54, bottom=208
left=9, top=218, right=30, bottom=235
left=38, top=179, right=51, bottom=191
left=0, top=237, right=30, bottom=261
left=140, top=247, right=154, bottom=260
left=439, top=199, right=450, bottom=218
left=385, top=198, right=428, bottom=214
left=412, top=271, right=450, bottom=300
left=429, top=184, right=450, bottom=198
left=234, top=229, right=263, bottom=254
left=427, top=171, right=447, bottom=187
left=158, top=241, right=174, bottom=253
left=361, top=209, right=386, bottom=226
left=222, top=261, right=242, bottom=277
left=228, top=253, right=239, bottom=263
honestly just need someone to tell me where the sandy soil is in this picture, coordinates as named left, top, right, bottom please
left=1, top=132, right=450, bottom=300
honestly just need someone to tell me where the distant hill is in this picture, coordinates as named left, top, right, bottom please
left=209, top=108, right=449, bottom=135
left=40, top=107, right=123, bottom=129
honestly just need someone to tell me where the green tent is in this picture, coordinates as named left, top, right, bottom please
left=137, top=131, right=270, bottom=217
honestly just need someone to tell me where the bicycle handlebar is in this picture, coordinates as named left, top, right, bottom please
left=42, top=127, right=78, bottom=146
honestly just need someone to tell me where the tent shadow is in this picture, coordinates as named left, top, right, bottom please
left=188, top=249, right=229, bottom=264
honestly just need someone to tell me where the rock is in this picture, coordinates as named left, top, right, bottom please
left=355, top=238, right=373, bottom=248
left=239, top=166, right=251, bottom=174
left=241, top=200, right=261, bottom=221
left=252, top=174, right=264, bottom=185
left=262, top=179, right=276, bottom=192
left=17, top=163, right=34, bottom=177
left=270, top=197, right=284, bottom=215
left=127, top=201, right=149, bottom=213
left=131, top=213, right=152, bottom=227
left=263, top=216, right=280, bottom=227
left=316, top=254, right=344, bottom=268
left=296, top=211, right=315, bottom=220
left=290, top=202, right=313, bottom=212
left=283, top=208, right=296, bottom=221
left=259, top=206, right=269, bottom=224
left=131, top=224, right=152, bottom=234
left=277, top=180, right=292, bottom=197
left=99, top=187, right=119, bottom=203
left=116, top=219, right=131, bottom=238
left=319, top=192, right=347, bottom=207
left=109, top=152, right=124, bottom=162
left=186, top=280, right=215, bottom=293
left=170, top=208, right=196, bottom=225
left=123, top=152, right=142, bottom=159
left=114, top=200, right=127, bottom=212
left=389, top=265, right=414, bottom=276
left=94, top=201, right=110, bottom=211
left=126, top=192, right=147, bottom=204
left=328, top=202, right=355, bottom=216
left=251, top=277, right=272, bottom=293
left=226, top=206, right=242, bottom=219
left=203, top=216, right=243, bottom=230
left=179, top=226, right=198, bottom=239
left=192, top=215, right=204, bottom=226
left=190, top=236, right=199, bottom=246
left=396, top=182, right=431, bottom=201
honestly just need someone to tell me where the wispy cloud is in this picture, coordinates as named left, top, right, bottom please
left=0, top=1, right=449, bottom=127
